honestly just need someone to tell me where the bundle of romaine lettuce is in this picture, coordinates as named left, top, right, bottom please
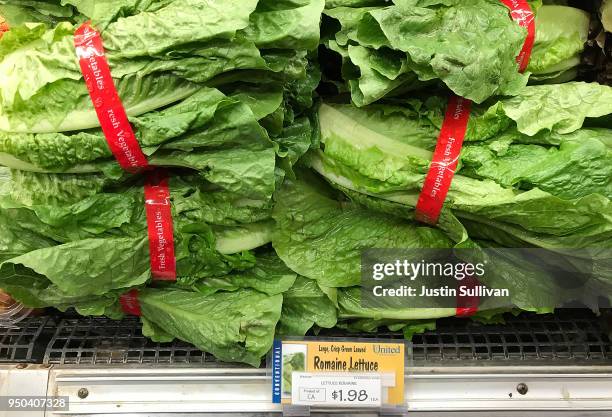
left=322, top=1, right=591, bottom=105
left=0, top=84, right=305, bottom=206
left=0, top=0, right=324, bottom=185
left=0, top=0, right=323, bottom=297
left=307, top=82, right=612, bottom=252
left=0, top=168, right=273, bottom=300
left=0, top=167, right=338, bottom=365
left=271, top=173, right=599, bottom=335
left=306, top=82, right=612, bottom=308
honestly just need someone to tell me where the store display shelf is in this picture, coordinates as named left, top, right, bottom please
left=0, top=310, right=610, bottom=416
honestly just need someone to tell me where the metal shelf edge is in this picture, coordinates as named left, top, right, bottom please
left=0, top=365, right=600, bottom=414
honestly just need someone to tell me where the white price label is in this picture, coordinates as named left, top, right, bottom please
left=291, top=372, right=382, bottom=408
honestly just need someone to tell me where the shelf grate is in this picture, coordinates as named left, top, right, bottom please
left=0, top=311, right=609, bottom=366
left=320, top=310, right=612, bottom=364
left=43, top=316, right=220, bottom=365
left=0, top=316, right=50, bottom=363
left=408, top=311, right=612, bottom=363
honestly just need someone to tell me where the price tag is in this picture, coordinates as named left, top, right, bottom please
left=291, top=373, right=382, bottom=407
left=271, top=339, right=405, bottom=407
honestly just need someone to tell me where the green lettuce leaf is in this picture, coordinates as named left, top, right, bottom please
left=183, top=252, right=297, bottom=296
left=272, top=174, right=453, bottom=288
left=278, top=276, right=338, bottom=335
left=138, top=287, right=283, bottom=366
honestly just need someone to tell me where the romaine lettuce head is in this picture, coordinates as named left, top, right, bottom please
left=0, top=170, right=276, bottom=300
left=309, top=82, right=612, bottom=250
left=271, top=173, right=598, bottom=322
left=322, top=1, right=590, bottom=105
left=0, top=0, right=325, bottom=132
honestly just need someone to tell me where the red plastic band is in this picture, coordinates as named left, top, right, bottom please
left=144, top=170, right=177, bottom=281
left=455, top=276, right=480, bottom=317
left=119, top=289, right=142, bottom=316
left=74, top=22, right=149, bottom=172
left=415, top=95, right=472, bottom=225
left=500, top=0, right=536, bottom=73
left=0, top=16, right=9, bottom=38
left=413, top=96, right=472, bottom=316
left=0, top=26, right=8, bottom=38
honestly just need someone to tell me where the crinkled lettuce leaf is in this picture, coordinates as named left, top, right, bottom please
left=272, top=174, right=453, bottom=288
left=278, top=276, right=338, bottom=335
left=138, top=287, right=283, bottom=367
left=181, top=252, right=297, bottom=296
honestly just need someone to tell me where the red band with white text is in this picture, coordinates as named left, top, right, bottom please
left=500, top=0, right=535, bottom=73
left=74, top=22, right=149, bottom=172
left=75, top=24, right=175, bottom=282
left=0, top=19, right=8, bottom=38
left=119, top=289, right=142, bottom=316
left=415, top=96, right=476, bottom=317
left=415, top=95, right=472, bottom=225
left=144, top=170, right=177, bottom=281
